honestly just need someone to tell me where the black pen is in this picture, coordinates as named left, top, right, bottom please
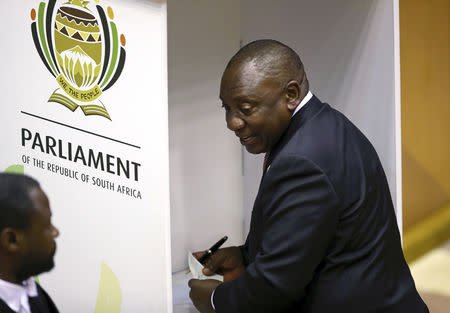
left=198, top=235, right=228, bottom=264
left=186, top=235, right=228, bottom=274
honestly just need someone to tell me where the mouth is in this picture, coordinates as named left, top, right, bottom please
left=239, top=135, right=257, bottom=145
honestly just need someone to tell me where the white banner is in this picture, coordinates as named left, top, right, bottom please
left=1, top=0, right=171, bottom=312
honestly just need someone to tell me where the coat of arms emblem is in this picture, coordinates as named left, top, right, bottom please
left=31, top=0, right=126, bottom=120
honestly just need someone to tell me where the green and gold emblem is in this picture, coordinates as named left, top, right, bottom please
left=31, top=0, right=126, bottom=120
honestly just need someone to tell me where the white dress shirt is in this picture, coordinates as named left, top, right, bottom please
left=0, top=277, right=38, bottom=313
left=210, top=91, right=314, bottom=310
left=293, top=91, right=313, bottom=117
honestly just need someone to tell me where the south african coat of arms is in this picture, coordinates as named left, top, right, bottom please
left=31, top=0, right=126, bottom=120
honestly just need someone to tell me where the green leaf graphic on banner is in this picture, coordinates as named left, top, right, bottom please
left=94, top=262, right=122, bottom=313
left=3, top=165, right=24, bottom=174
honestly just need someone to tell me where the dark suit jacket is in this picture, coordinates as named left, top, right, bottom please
left=0, top=283, right=59, bottom=313
left=214, top=96, right=428, bottom=313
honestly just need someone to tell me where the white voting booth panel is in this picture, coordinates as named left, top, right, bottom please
left=168, top=0, right=243, bottom=273
left=1, top=1, right=171, bottom=312
left=169, top=0, right=401, bottom=312
left=241, top=0, right=403, bottom=236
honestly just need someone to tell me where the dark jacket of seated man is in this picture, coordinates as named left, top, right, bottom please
left=0, top=173, right=60, bottom=313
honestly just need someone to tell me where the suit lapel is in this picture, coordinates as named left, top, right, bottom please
left=0, top=291, right=47, bottom=313
left=0, top=298, right=16, bottom=313
left=29, top=296, right=48, bottom=313
left=28, top=284, right=53, bottom=313
left=248, top=95, right=328, bottom=261
left=265, top=95, right=325, bottom=173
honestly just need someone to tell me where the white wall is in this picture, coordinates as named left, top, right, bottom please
left=241, top=0, right=401, bottom=234
left=168, top=0, right=243, bottom=272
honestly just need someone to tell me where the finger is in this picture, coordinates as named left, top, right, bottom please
left=202, top=267, right=214, bottom=276
left=193, top=251, right=206, bottom=260
left=203, top=266, right=225, bottom=276
left=202, top=257, right=214, bottom=274
left=204, top=254, right=225, bottom=274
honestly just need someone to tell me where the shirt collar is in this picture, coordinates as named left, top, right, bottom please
left=0, top=277, right=38, bottom=312
left=292, top=91, right=313, bottom=117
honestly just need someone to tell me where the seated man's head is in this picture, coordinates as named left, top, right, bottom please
left=0, top=173, right=59, bottom=284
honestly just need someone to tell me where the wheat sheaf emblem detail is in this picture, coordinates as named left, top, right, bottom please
left=31, top=0, right=126, bottom=120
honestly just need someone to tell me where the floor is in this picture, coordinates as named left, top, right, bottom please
left=410, top=240, right=450, bottom=312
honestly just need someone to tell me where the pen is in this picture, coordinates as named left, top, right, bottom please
left=186, top=236, right=228, bottom=274
left=198, top=235, right=228, bottom=264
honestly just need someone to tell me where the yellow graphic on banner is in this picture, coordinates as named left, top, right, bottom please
left=56, top=74, right=102, bottom=102
left=94, top=262, right=122, bottom=313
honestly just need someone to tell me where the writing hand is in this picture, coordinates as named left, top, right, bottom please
left=193, top=246, right=245, bottom=282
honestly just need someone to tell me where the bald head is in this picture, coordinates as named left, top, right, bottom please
left=220, top=40, right=309, bottom=154
left=224, top=39, right=309, bottom=95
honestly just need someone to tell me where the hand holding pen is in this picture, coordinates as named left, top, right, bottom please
left=197, top=236, right=228, bottom=264
left=188, top=238, right=247, bottom=313
left=192, top=237, right=246, bottom=282
left=188, top=236, right=228, bottom=274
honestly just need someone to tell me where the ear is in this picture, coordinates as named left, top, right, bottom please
left=285, top=80, right=301, bottom=112
left=0, top=228, right=23, bottom=253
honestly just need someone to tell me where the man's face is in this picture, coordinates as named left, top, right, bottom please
left=19, top=187, right=59, bottom=278
left=220, top=63, right=293, bottom=154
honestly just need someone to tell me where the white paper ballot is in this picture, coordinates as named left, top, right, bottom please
left=188, top=251, right=224, bottom=281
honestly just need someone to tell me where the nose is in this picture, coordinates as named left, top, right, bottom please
left=226, top=113, right=245, bottom=131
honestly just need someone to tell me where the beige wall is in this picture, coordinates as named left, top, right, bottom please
left=400, top=0, right=450, bottom=229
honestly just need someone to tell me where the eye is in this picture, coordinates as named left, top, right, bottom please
left=240, top=105, right=253, bottom=116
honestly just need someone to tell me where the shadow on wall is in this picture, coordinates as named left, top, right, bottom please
left=402, top=148, right=450, bottom=228
left=402, top=148, right=450, bottom=263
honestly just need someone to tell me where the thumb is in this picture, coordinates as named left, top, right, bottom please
left=202, top=255, right=223, bottom=275
left=202, top=267, right=214, bottom=276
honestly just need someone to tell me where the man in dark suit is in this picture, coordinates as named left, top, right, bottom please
left=0, top=173, right=60, bottom=313
left=188, top=40, right=428, bottom=313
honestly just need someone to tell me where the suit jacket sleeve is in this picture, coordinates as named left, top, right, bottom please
left=214, top=155, right=340, bottom=313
